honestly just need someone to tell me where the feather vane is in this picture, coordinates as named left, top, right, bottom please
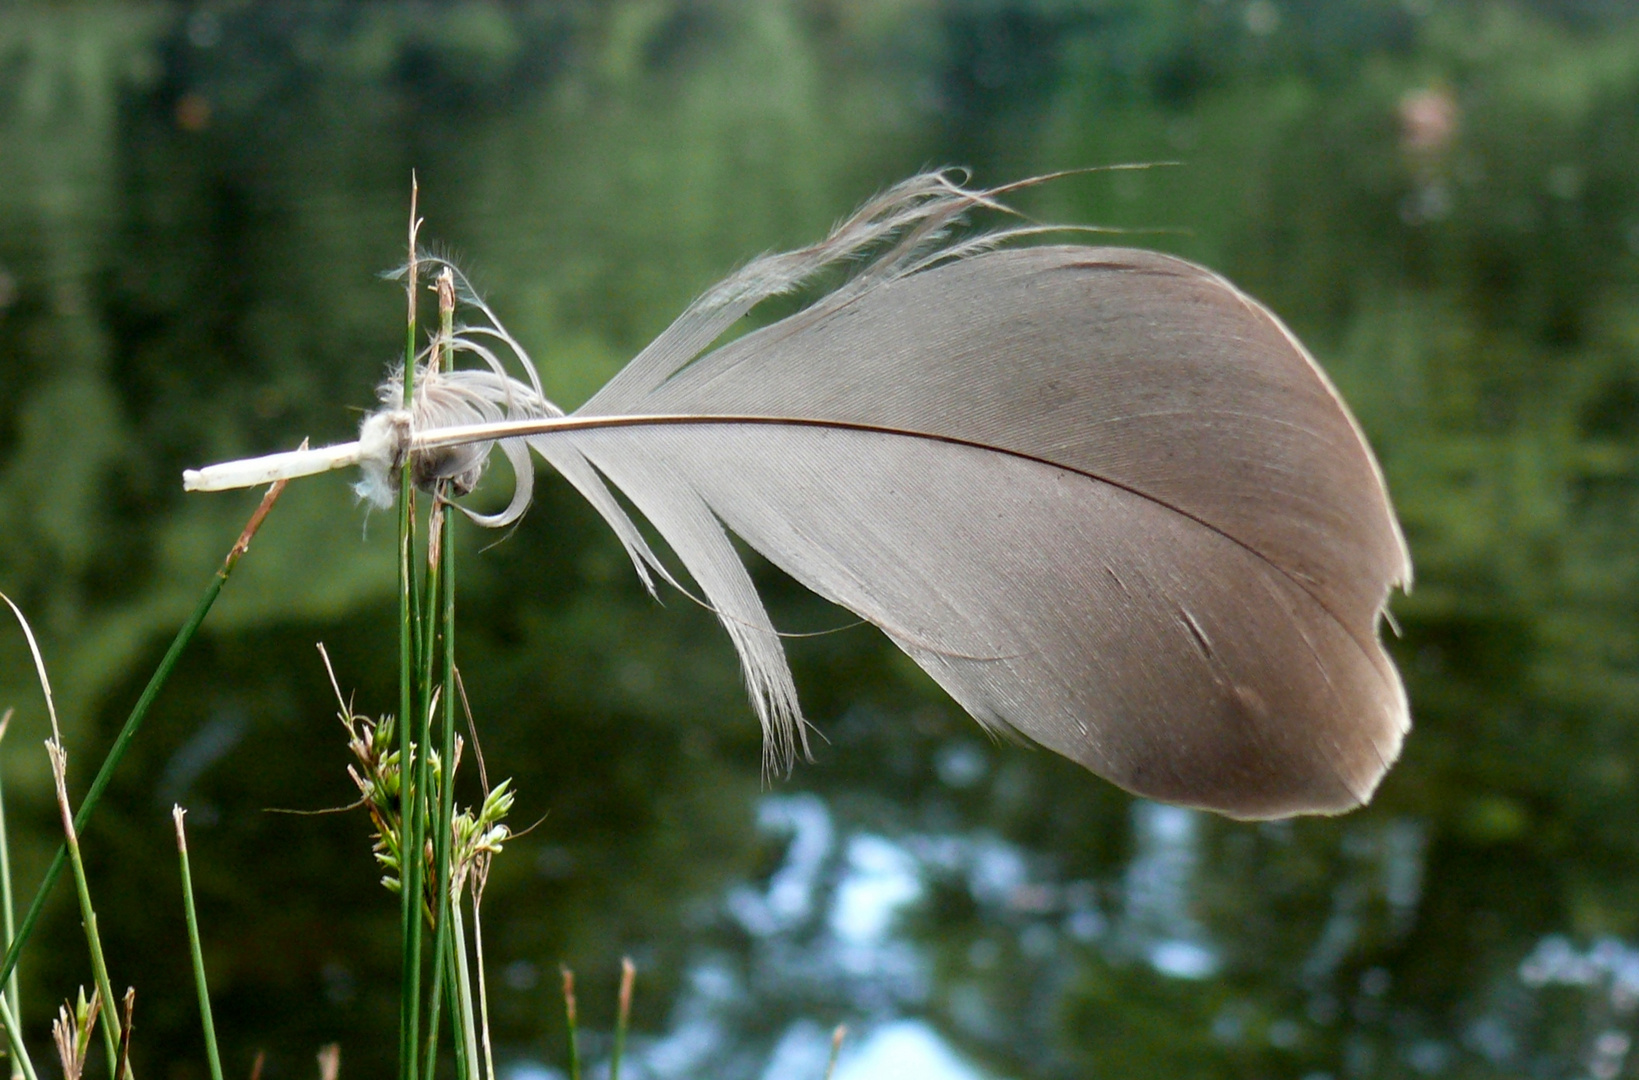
left=183, top=172, right=1410, bottom=819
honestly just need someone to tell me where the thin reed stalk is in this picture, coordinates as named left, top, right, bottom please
left=47, top=743, right=120, bottom=1079
left=0, top=709, right=19, bottom=1080
left=471, top=868, right=495, bottom=1080
left=824, top=1025, right=847, bottom=1080
left=420, top=936, right=448, bottom=1080
left=561, top=969, right=580, bottom=1080
left=173, top=808, right=224, bottom=1080
left=450, top=905, right=481, bottom=1080
left=398, top=178, right=425, bottom=1080
left=115, top=990, right=134, bottom=1080
left=423, top=268, right=463, bottom=1080
left=422, top=941, right=457, bottom=1080
left=0, top=594, right=122, bottom=1078
left=409, top=506, right=440, bottom=1069
left=0, top=994, right=37, bottom=1080
left=442, top=936, right=469, bottom=1080
left=610, top=958, right=635, bottom=1080
left=0, top=467, right=292, bottom=991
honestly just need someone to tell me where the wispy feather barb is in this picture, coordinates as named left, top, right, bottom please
left=184, top=171, right=1411, bottom=815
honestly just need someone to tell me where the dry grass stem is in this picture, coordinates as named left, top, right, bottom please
left=611, top=958, right=636, bottom=1080
left=116, top=988, right=135, bottom=1080
left=824, top=1025, right=847, bottom=1080
left=560, top=968, right=580, bottom=1080
left=454, top=670, right=488, bottom=793
left=471, top=862, right=495, bottom=1080
left=46, top=742, right=75, bottom=841
left=619, top=958, right=635, bottom=1022
left=561, top=966, right=577, bottom=1023
left=0, top=706, right=19, bottom=1080
left=427, top=502, right=444, bottom=573
left=48, top=742, right=122, bottom=1074
left=0, top=593, right=62, bottom=744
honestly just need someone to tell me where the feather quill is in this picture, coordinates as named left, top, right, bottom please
left=184, top=171, right=1410, bottom=819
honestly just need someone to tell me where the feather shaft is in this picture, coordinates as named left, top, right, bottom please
left=183, top=442, right=363, bottom=491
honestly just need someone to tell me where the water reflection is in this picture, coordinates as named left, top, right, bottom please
left=1503, top=937, right=1639, bottom=1080
left=826, top=1021, right=986, bottom=1080
left=555, top=794, right=1437, bottom=1077
left=464, top=746, right=1639, bottom=1079
left=594, top=780, right=1461, bottom=1077
left=1121, top=803, right=1218, bottom=980
left=643, top=794, right=939, bottom=1078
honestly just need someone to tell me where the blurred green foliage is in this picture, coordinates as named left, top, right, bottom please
left=2, top=1, right=1639, bottom=1078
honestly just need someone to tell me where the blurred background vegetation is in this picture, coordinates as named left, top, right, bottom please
left=2, top=1, right=1639, bottom=1077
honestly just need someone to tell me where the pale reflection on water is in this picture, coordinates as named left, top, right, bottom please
left=501, top=789, right=1639, bottom=1079
left=509, top=794, right=1325, bottom=1078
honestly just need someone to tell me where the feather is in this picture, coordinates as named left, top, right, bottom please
left=183, top=171, right=1410, bottom=819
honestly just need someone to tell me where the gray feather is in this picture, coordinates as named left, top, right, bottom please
left=404, top=175, right=1412, bottom=819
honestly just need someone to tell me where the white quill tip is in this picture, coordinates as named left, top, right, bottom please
left=183, top=442, right=365, bottom=492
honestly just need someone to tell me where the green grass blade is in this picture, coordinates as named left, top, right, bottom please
left=415, top=502, right=451, bottom=1080
left=419, top=515, right=454, bottom=1080
left=0, top=994, right=37, bottom=1080
left=421, top=270, right=462, bottom=1080
left=431, top=930, right=465, bottom=1080
left=398, top=477, right=425, bottom=1080
left=0, top=471, right=292, bottom=991
left=451, top=905, right=480, bottom=1080
left=420, top=936, right=448, bottom=1080
left=0, top=710, right=20, bottom=1080
left=432, top=507, right=460, bottom=1023
left=173, top=808, right=224, bottom=1080
left=406, top=498, right=439, bottom=1070
left=398, top=177, right=425, bottom=1080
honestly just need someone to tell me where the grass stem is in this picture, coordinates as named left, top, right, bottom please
left=0, top=992, right=37, bottom=1080
left=824, top=1025, right=847, bottom=1080
left=441, top=933, right=466, bottom=1080
left=451, top=905, right=481, bottom=1080
left=115, top=990, right=134, bottom=1080
left=0, top=469, right=293, bottom=992
left=408, top=500, right=440, bottom=1071
left=0, top=710, right=19, bottom=1080
left=561, top=968, right=580, bottom=1080
left=611, top=958, right=635, bottom=1080
left=472, top=872, right=495, bottom=1080
left=423, top=269, right=462, bottom=1080
left=398, top=176, right=425, bottom=1080
left=46, top=743, right=120, bottom=1080
left=173, top=808, right=224, bottom=1080
left=420, top=943, right=447, bottom=1080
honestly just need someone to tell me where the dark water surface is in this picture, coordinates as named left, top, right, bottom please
left=3, top=4, right=1639, bottom=1078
